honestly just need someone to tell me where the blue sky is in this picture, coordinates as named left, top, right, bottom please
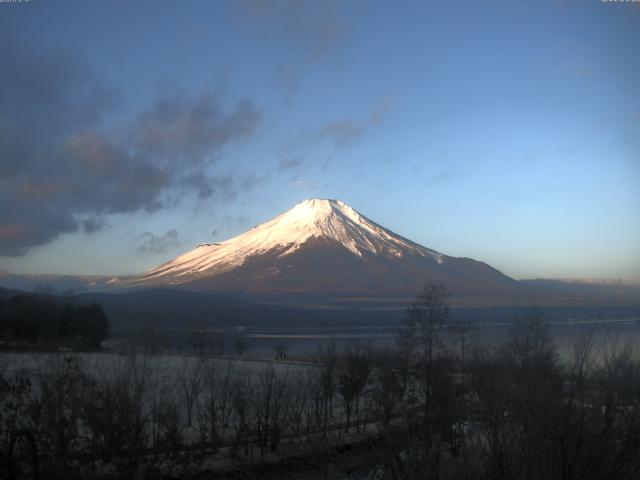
left=0, top=0, right=638, bottom=280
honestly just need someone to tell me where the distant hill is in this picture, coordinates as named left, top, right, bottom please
left=0, top=271, right=111, bottom=293
left=520, top=278, right=640, bottom=301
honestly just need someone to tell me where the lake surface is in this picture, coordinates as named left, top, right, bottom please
left=110, top=317, right=640, bottom=358
left=1, top=319, right=638, bottom=383
left=246, top=318, right=640, bottom=357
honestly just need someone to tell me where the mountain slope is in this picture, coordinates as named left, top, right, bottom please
left=115, top=199, right=520, bottom=297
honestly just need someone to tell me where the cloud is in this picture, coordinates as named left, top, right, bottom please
left=277, top=98, right=394, bottom=167
left=368, top=97, right=394, bottom=125
left=317, top=98, right=394, bottom=147
left=0, top=209, right=78, bottom=257
left=275, top=63, right=303, bottom=106
left=135, top=229, right=181, bottom=254
left=278, top=157, right=303, bottom=171
left=240, top=0, right=348, bottom=60
left=292, top=179, right=317, bottom=189
left=132, top=93, right=259, bottom=166
left=239, top=0, right=350, bottom=104
left=319, top=120, right=365, bottom=147
left=0, top=34, right=261, bottom=257
left=182, top=174, right=236, bottom=201
left=81, top=216, right=105, bottom=234
left=426, top=172, right=452, bottom=187
left=219, top=215, right=252, bottom=232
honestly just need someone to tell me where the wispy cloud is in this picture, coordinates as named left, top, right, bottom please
left=135, top=229, right=181, bottom=254
left=425, top=172, right=452, bottom=187
left=240, top=0, right=349, bottom=61
left=276, top=98, right=394, bottom=174
left=239, top=0, right=351, bottom=104
left=316, top=97, right=393, bottom=147
left=278, top=157, right=304, bottom=172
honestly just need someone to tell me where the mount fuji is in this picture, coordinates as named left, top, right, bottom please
left=112, top=199, right=520, bottom=299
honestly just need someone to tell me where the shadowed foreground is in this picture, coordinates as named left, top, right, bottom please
left=2, top=287, right=640, bottom=479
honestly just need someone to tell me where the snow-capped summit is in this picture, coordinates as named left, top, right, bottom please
left=271, top=198, right=442, bottom=259
left=119, top=198, right=519, bottom=296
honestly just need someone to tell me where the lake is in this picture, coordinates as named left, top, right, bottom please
left=108, top=317, right=640, bottom=358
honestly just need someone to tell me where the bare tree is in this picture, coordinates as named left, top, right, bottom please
left=83, top=354, right=156, bottom=480
left=288, top=371, right=312, bottom=438
left=177, top=357, right=204, bottom=428
left=372, top=347, right=409, bottom=427
left=302, top=368, right=330, bottom=445
left=251, top=365, right=291, bottom=457
left=397, top=282, right=453, bottom=430
left=450, top=317, right=470, bottom=390
left=197, top=359, right=234, bottom=451
left=337, top=340, right=372, bottom=433
left=316, top=342, right=338, bottom=437
left=230, top=369, right=252, bottom=457
left=32, top=355, right=95, bottom=478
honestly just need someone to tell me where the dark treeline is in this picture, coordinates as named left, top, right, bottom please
left=0, top=293, right=109, bottom=350
left=1, top=283, right=639, bottom=479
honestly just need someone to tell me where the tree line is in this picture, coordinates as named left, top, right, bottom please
left=0, top=293, right=109, bottom=350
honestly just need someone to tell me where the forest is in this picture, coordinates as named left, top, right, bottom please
left=0, top=293, right=109, bottom=350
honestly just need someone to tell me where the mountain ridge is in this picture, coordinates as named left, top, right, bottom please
left=112, top=198, right=520, bottom=297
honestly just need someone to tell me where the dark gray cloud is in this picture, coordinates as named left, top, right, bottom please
left=132, top=93, right=259, bottom=166
left=182, top=174, right=236, bottom=201
left=81, top=216, right=105, bottom=234
left=135, top=229, right=181, bottom=254
left=0, top=205, right=78, bottom=257
left=0, top=34, right=261, bottom=257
